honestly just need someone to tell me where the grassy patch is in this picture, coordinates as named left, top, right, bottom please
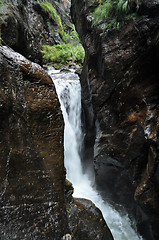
left=42, top=43, right=85, bottom=66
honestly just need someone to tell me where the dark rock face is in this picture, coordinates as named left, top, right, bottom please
left=0, top=46, right=69, bottom=239
left=71, top=0, right=159, bottom=239
left=50, top=0, right=72, bottom=26
left=0, top=0, right=71, bottom=64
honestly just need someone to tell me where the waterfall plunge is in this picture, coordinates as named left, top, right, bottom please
left=49, top=68, right=143, bottom=240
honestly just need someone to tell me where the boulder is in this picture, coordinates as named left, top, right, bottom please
left=67, top=196, right=114, bottom=240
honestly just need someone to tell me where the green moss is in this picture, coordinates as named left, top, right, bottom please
left=42, top=43, right=85, bottom=66
left=38, top=0, right=68, bottom=42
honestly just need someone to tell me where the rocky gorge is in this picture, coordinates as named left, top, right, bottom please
left=0, top=0, right=113, bottom=239
left=0, top=0, right=159, bottom=239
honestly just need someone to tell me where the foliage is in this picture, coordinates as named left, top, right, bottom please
left=0, top=0, right=9, bottom=17
left=38, top=1, right=85, bottom=66
left=92, top=0, right=131, bottom=29
left=69, top=26, right=80, bottom=42
left=38, top=0, right=81, bottom=43
left=42, top=43, right=85, bottom=65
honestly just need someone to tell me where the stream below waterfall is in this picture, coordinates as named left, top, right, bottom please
left=48, top=67, right=143, bottom=240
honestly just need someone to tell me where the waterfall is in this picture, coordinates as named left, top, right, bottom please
left=49, top=67, right=143, bottom=240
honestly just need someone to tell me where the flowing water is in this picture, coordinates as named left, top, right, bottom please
left=49, top=67, right=143, bottom=240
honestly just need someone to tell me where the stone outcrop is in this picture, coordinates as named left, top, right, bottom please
left=69, top=198, right=113, bottom=240
left=0, top=0, right=72, bottom=64
left=0, top=45, right=69, bottom=239
left=71, top=0, right=159, bottom=239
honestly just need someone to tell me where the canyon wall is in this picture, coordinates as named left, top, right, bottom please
left=0, top=0, right=113, bottom=239
left=71, top=0, right=159, bottom=239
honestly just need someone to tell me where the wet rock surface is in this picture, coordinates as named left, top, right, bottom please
left=71, top=0, right=159, bottom=239
left=0, top=44, right=114, bottom=239
left=69, top=198, right=114, bottom=240
left=0, top=0, right=115, bottom=238
left=0, top=46, right=69, bottom=239
left=65, top=180, right=114, bottom=240
left=65, top=179, right=114, bottom=240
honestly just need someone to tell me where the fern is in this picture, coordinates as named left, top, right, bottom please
left=92, top=0, right=130, bottom=29
left=93, top=0, right=113, bottom=26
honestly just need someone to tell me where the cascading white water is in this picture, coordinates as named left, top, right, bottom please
left=49, top=67, right=143, bottom=240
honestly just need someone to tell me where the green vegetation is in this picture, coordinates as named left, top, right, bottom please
left=42, top=43, right=85, bottom=65
left=38, top=0, right=73, bottom=43
left=38, top=0, right=68, bottom=42
left=37, top=0, right=85, bottom=66
left=92, top=0, right=134, bottom=29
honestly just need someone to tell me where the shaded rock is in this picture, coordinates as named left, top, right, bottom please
left=0, top=1, right=115, bottom=238
left=0, top=45, right=69, bottom=239
left=71, top=0, right=159, bottom=239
